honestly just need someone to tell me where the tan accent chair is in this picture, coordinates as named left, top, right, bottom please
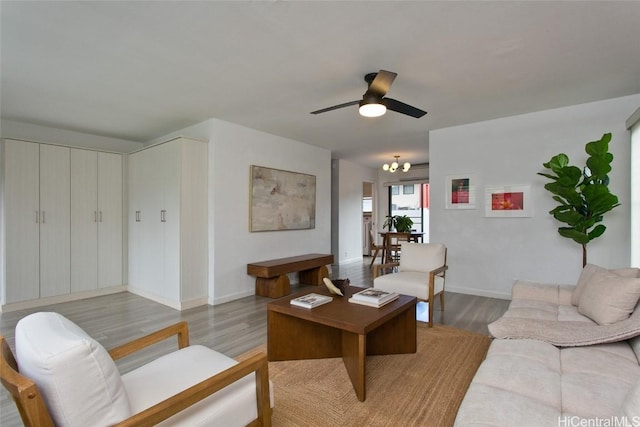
left=1, top=312, right=272, bottom=427
left=373, top=242, right=448, bottom=327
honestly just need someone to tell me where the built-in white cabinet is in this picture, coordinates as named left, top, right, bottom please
left=2, top=139, right=123, bottom=308
left=70, top=149, right=123, bottom=293
left=3, top=140, right=71, bottom=303
left=128, top=137, right=208, bottom=309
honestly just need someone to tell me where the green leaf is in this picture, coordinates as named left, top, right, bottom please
left=586, top=156, right=612, bottom=178
left=543, top=154, right=569, bottom=173
left=588, top=224, right=606, bottom=240
left=585, top=133, right=611, bottom=156
left=558, top=228, right=590, bottom=244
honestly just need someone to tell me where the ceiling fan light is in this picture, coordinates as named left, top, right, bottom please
left=382, top=163, right=390, bottom=171
left=403, top=162, right=411, bottom=172
left=391, top=161, right=399, bottom=169
left=359, top=101, right=386, bottom=118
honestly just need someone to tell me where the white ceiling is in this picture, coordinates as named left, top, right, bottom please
left=2, top=1, right=639, bottom=168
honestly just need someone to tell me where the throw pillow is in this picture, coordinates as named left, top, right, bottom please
left=578, top=269, right=640, bottom=325
left=571, top=264, right=606, bottom=306
left=570, top=265, right=640, bottom=306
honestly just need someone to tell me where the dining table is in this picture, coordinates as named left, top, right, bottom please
left=377, top=231, right=425, bottom=263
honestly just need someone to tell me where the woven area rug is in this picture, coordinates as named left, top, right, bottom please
left=244, top=324, right=491, bottom=427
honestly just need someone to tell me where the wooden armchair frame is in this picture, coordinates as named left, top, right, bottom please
left=1, top=322, right=271, bottom=427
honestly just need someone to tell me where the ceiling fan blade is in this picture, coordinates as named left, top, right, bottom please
left=383, top=98, right=427, bottom=118
left=366, top=70, right=397, bottom=97
left=310, top=100, right=359, bottom=115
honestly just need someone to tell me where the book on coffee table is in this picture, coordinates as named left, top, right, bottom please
left=290, top=293, right=333, bottom=309
left=349, top=288, right=399, bottom=308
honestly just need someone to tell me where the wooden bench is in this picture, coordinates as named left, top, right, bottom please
left=247, top=253, right=334, bottom=298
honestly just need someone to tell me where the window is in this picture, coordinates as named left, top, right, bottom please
left=391, top=185, right=399, bottom=195
left=403, top=185, right=414, bottom=195
left=630, top=109, right=640, bottom=267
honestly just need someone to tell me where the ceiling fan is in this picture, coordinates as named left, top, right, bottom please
left=310, top=70, right=427, bottom=118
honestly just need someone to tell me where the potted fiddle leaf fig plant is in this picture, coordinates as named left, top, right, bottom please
left=538, top=132, right=620, bottom=267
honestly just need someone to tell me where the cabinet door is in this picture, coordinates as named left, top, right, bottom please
left=127, top=151, right=142, bottom=290
left=97, top=152, right=123, bottom=289
left=39, top=144, right=71, bottom=298
left=4, top=140, right=40, bottom=303
left=160, top=141, right=181, bottom=301
left=70, top=149, right=98, bottom=292
left=140, top=146, right=166, bottom=297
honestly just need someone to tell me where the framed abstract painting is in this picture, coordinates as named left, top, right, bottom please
left=250, top=165, right=316, bottom=231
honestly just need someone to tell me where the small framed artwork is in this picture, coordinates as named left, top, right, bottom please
left=485, top=185, right=532, bottom=217
left=445, top=175, right=477, bottom=209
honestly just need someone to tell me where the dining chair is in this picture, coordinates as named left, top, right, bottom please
left=369, top=229, right=384, bottom=266
left=383, top=232, right=411, bottom=263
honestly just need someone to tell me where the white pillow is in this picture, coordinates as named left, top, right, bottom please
left=15, top=312, right=131, bottom=426
left=577, top=270, right=640, bottom=325
left=571, top=264, right=640, bottom=306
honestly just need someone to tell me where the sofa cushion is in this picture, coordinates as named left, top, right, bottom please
left=121, top=345, right=273, bottom=426
left=455, top=338, right=640, bottom=426
left=15, top=312, right=131, bottom=427
left=572, top=264, right=640, bottom=306
left=578, top=269, right=640, bottom=325
left=621, top=378, right=640, bottom=421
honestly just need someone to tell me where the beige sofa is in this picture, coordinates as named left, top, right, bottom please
left=455, top=265, right=640, bottom=427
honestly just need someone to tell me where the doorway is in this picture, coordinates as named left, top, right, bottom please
left=362, top=182, right=374, bottom=255
left=388, top=183, right=430, bottom=242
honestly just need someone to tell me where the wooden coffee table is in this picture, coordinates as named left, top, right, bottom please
left=267, top=286, right=417, bottom=401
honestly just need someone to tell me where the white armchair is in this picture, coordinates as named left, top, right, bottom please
left=373, top=242, right=448, bottom=327
left=1, top=312, right=272, bottom=427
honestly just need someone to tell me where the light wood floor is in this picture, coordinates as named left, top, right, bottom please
left=0, top=258, right=509, bottom=426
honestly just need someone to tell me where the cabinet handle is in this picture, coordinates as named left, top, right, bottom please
left=99, top=211, right=103, bottom=222
left=136, top=211, right=140, bottom=222
left=94, top=211, right=98, bottom=222
left=161, top=210, right=166, bottom=223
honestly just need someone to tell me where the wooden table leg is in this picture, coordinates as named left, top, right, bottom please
left=341, top=331, right=367, bottom=401
left=267, top=310, right=341, bottom=361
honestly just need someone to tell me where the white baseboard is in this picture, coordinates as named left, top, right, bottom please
left=338, top=256, right=363, bottom=265
left=127, top=287, right=209, bottom=310
left=210, top=289, right=254, bottom=305
left=447, top=285, right=511, bottom=301
left=0, top=285, right=127, bottom=313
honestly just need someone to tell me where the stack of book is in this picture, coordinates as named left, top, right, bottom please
left=348, top=288, right=399, bottom=308
left=290, top=293, right=333, bottom=309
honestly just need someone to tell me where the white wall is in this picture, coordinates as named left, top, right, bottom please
left=152, top=118, right=332, bottom=304
left=335, top=159, right=378, bottom=264
left=430, top=94, right=640, bottom=299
